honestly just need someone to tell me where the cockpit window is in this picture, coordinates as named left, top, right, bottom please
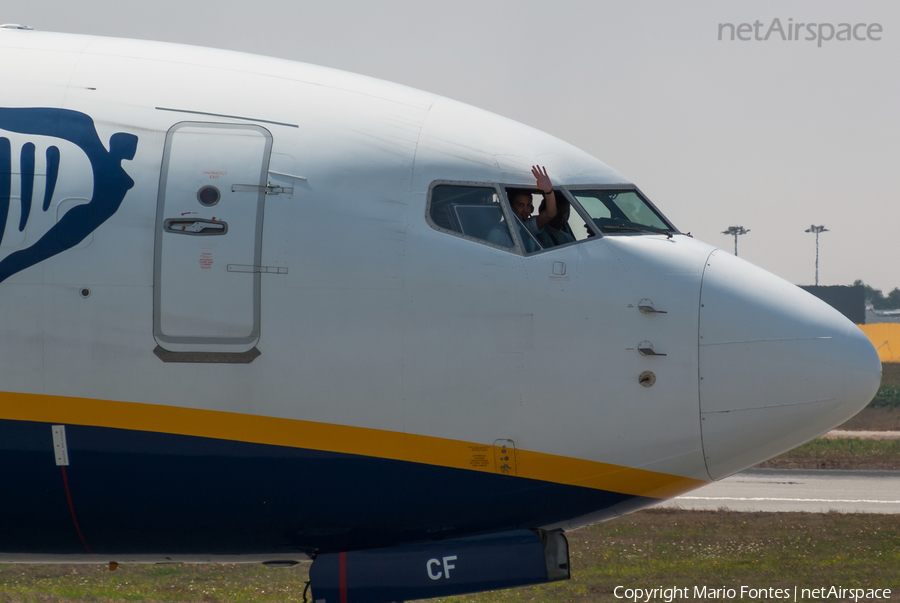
left=428, top=182, right=676, bottom=254
left=428, top=185, right=514, bottom=249
left=569, top=190, right=675, bottom=236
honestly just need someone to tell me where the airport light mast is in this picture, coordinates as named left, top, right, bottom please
left=805, top=224, right=828, bottom=286
left=722, top=225, right=750, bottom=256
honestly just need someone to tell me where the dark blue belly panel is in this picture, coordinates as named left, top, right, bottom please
left=0, top=419, right=646, bottom=556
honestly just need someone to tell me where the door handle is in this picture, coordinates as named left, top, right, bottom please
left=638, top=341, right=667, bottom=356
left=163, top=218, right=227, bottom=235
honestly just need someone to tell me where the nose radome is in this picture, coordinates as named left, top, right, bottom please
left=698, top=250, right=881, bottom=480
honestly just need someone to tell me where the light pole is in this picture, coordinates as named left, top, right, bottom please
left=805, top=224, right=828, bottom=285
left=722, top=226, right=750, bottom=256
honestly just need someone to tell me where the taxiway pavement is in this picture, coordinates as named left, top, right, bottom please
left=656, top=469, right=900, bottom=513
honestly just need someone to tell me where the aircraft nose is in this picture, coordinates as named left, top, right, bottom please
left=698, top=250, right=881, bottom=480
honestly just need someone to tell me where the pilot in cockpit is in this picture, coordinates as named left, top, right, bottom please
left=508, top=165, right=557, bottom=243
left=536, top=197, right=576, bottom=248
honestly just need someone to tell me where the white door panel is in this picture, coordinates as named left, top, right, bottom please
left=153, top=122, right=272, bottom=355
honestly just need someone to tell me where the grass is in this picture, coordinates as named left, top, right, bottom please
left=881, top=363, right=900, bottom=387
left=0, top=563, right=309, bottom=603
left=758, top=437, right=900, bottom=469
left=871, top=385, right=900, bottom=409
left=838, top=406, right=900, bottom=430
left=1, top=510, right=897, bottom=602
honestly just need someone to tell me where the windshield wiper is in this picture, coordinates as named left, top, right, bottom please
left=601, top=219, right=674, bottom=238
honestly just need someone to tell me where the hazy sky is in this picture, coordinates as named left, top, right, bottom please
left=5, top=0, right=898, bottom=290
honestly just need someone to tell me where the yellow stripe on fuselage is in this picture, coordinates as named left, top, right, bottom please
left=0, top=391, right=705, bottom=499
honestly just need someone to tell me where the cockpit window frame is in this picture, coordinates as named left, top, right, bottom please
left=426, top=181, right=679, bottom=256
left=501, top=186, right=587, bottom=256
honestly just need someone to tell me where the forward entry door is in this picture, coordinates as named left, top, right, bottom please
left=153, top=122, right=272, bottom=359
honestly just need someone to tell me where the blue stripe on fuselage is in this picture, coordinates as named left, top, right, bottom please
left=18, top=142, right=34, bottom=231
left=0, top=137, right=9, bottom=242
left=43, top=145, right=59, bottom=212
left=0, top=419, right=646, bottom=556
